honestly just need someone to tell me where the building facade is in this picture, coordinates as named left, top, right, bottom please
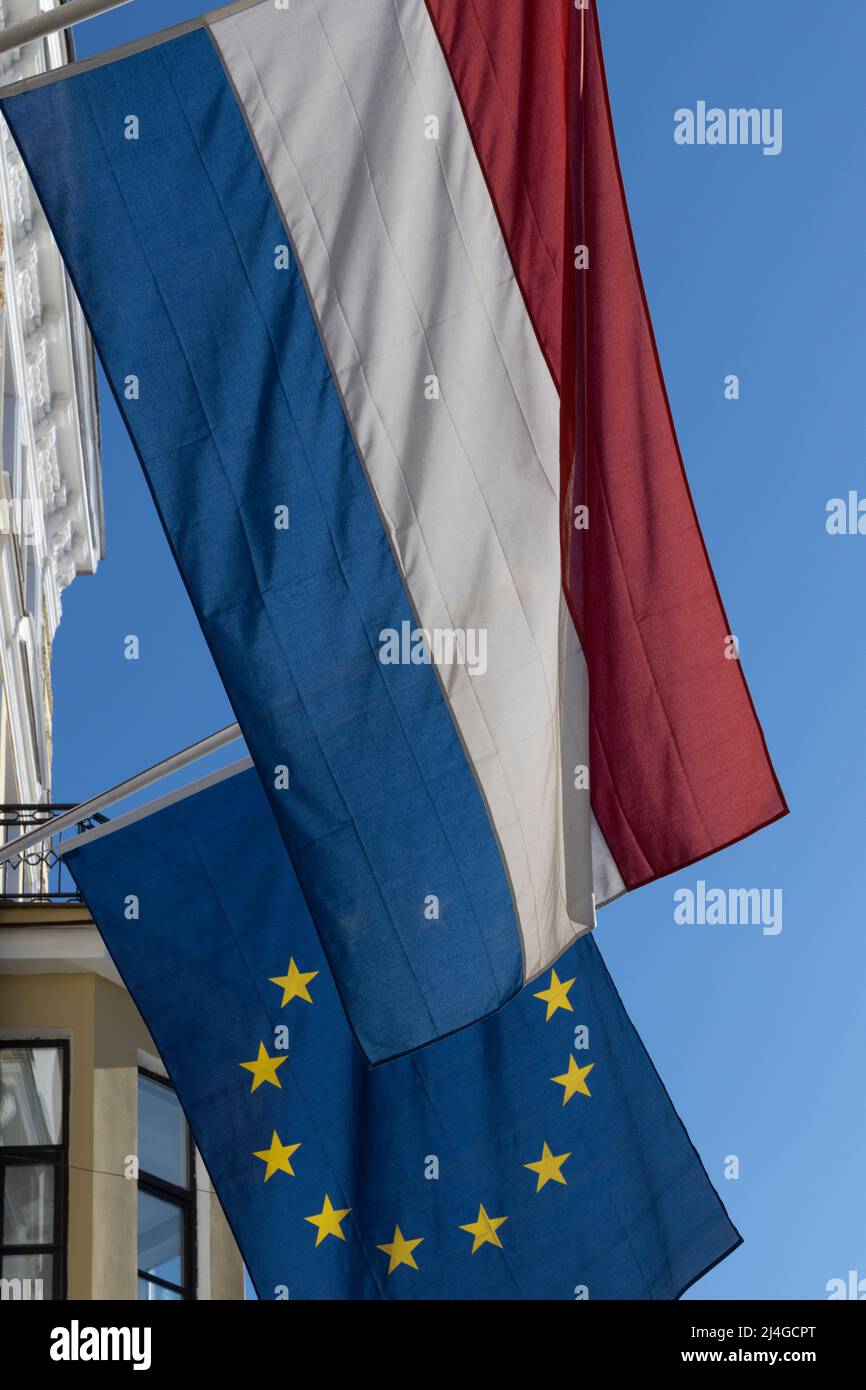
left=0, top=0, right=103, bottom=812
left=0, top=4, right=244, bottom=1301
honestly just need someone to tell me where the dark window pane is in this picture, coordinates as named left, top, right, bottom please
left=1, top=1251, right=53, bottom=1300
left=137, top=1075, right=187, bottom=1187
left=138, top=1189, right=183, bottom=1288
left=0, top=1047, right=63, bottom=1146
left=3, top=1162, right=54, bottom=1244
left=137, top=1275, right=182, bottom=1301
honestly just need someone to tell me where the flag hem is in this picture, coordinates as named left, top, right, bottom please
left=0, top=0, right=268, bottom=97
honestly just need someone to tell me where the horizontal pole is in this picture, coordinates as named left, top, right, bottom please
left=57, top=756, right=254, bottom=857
left=0, top=0, right=132, bottom=59
left=0, top=722, right=243, bottom=862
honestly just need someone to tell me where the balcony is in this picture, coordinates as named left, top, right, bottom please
left=0, top=805, right=108, bottom=905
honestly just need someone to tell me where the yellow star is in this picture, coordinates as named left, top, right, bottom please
left=552, top=1055, right=595, bottom=1103
left=524, top=1141, right=571, bottom=1192
left=252, top=1131, right=301, bottom=1181
left=269, top=958, right=318, bottom=1006
left=305, top=1194, right=351, bottom=1247
left=376, top=1225, right=424, bottom=1275
left=239, top=1042, right=287, bottom=1092
left=459, top=1203, right=508, bottom=1254
left=533, top=968, right=575, bottom=1021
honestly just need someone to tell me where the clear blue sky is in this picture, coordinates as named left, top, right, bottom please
left=51, top=1, right=865, bottom=1301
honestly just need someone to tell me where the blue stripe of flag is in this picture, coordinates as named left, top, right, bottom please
left=2, top=28, right=522, bottom=1062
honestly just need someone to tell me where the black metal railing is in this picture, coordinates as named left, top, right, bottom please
left=0, top=805, right=108, bottom=905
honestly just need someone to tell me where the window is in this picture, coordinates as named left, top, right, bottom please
left=137, top=1071, right=195, bottom=1300
left=0, top=1042, right=69, bottom=1300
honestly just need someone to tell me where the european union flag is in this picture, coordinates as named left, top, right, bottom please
left=65, top=769, right=739, bottom=1300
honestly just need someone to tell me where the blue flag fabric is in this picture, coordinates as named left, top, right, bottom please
left=66, top=769, right=739, bottom=1300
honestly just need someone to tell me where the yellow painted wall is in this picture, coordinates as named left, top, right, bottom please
left=0, top=971, right=244, bottom=1300
left=0, top=972, right=96, bottom=1297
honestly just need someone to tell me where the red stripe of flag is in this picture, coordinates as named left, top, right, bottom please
left=426, top=0, right=786, bottom=888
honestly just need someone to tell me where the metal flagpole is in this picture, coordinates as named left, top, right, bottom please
left=56, top=754, right=254, bottom=857
left=0, top=722, right=244, bottom=864
left=0, top=0, right=133, bottom=59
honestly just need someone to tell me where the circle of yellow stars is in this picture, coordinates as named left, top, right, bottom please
left=236, top=965, right=597, bottom=1272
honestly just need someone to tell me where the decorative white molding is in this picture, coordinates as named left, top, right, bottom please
left=25, top=335, right=49, bottom=418
left=15, top=238, right=41, bottom=331
left=0, top=0, right=103, bottom=799
left=5, top=149, right=34, bottom=237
